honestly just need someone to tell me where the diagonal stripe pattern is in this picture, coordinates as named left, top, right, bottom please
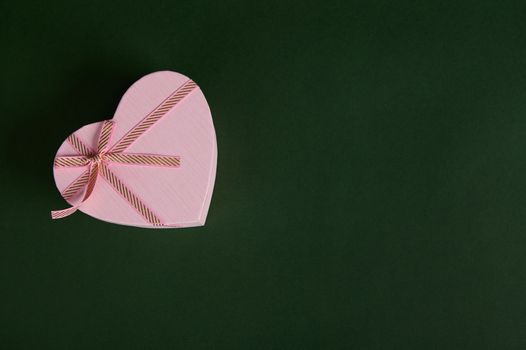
left=99, top=163, right=162, bottom=225
left=54, top=156, right=91, bottom=167
left=105, top=153, right=181, bottom=167
left=68, top=133, right=93, bottom=156
left=51, top=79, right=196, bottom=225
left=111, top=80, right=197, bottom=153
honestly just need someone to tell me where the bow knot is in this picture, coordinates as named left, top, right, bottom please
left=89, top=153, right=104, bottom=164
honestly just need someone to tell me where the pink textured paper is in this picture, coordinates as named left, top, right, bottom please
left=53, top=71, right=217, bottom=228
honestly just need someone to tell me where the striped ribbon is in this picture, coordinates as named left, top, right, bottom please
left=51, top=79, right=197, bottom=225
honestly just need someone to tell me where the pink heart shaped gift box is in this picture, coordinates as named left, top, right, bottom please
left=52, top=71, right=217, bottom=228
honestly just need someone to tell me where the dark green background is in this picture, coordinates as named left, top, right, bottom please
left=2, top=1, right=526, bottom=348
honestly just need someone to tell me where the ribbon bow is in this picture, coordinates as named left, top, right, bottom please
left=51, top=79, right=197, bottom=226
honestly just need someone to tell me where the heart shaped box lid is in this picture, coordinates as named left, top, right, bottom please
left=52, top=71, right=217, bottom=228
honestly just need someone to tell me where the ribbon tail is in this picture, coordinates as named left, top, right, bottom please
left=51, top=163, right=100, bottom=220
left=51, top=206, right=81, bottom=219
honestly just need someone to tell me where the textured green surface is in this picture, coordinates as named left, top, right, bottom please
left=2, top=1, right=526, bottom=348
